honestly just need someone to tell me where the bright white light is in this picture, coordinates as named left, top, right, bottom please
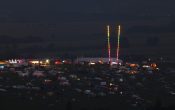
left=111, top=62, right=117, bottom=65
left=9, top=59, right=17, bottom=64
left=142, top=65, right=150, bottom=68
left=46, top=59, right=50, bottom=63
left=89, top=62, right=95, bottom=65
left=110, top=83, right=113, bottom=86
left=0, top=66, right=4, bottom=69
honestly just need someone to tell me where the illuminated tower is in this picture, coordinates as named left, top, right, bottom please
left=107, top=25, right=111, bottom=64
left=116, top=25, right=121, bottom=64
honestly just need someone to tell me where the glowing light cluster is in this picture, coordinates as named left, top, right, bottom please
left=30, top=61, right=39, bottom=64
left=9, top=59, right=22, bottom=64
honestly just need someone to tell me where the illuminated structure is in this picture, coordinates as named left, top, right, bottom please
left=8, top=59, right=28, bottom=67
left=75, top=25, right=123, bottom=66
left=116, top=25, right=121, bottom=64
left=0, top=61, right=7, bottom=69
left=107, top=25, right=111, bottom=64
left=75, top=57, right=123, bottom=65
left=29, top=59, right=50, bottom=67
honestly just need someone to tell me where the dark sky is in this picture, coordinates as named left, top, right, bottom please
left=0, top=0, right=175, bottom=58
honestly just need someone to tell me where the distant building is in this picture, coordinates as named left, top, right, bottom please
left=29, top=59, right=50, bottom=67
left=75, top=57, right=123, bottom=65
left=0, top=61, right=8, bottom=69
left=8, top=59, right=28, bottom=67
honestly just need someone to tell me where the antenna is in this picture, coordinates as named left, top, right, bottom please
left=116, top=25, right=121, bottom=64
left=107, top=25, right=111, bottom=64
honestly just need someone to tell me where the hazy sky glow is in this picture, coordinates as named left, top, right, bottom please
left=0, top=0, right=175, bottom=58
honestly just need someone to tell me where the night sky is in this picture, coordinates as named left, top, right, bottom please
left=0, top=0, right=175, bottom=58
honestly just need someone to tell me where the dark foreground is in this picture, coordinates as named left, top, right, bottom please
left=0, top=63, right=175, bottom=110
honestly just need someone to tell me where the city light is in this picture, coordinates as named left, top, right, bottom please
left=30, top=61, right=39, bottom=64
left=46, top=59, right=50, bottom=63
